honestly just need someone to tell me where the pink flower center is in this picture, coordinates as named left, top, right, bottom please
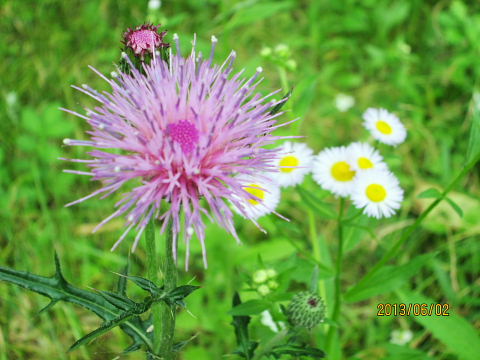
left=129, top=30, right=159, bottom=51
left=167, top=120, right=199, bottom=154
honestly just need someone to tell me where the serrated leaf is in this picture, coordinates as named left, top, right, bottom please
left=268, top=344, right=326, bottom=359
left=446, top=197, right=464, bottom=217
left=417, top=188, right=442, bottom=199
left=231, top=293, right=258, bottom=359
left=69, top=310, right=139, bottom=351
left=0, top=253, right=153, bottom=352
left=165, top=285, right=201, bottom=307
left=123, top=275, right=161, bottom=295
left=229, top=299, right=270, bottom=316
left=345, top=253, right=435, bottom=302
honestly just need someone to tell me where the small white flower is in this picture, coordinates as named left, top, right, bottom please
left=148, top=0, right=161, bottom=10
left=351, top=169, right=404, bottom=218
left=261, top=310, right=280, bottom=332
left=335, top=93, right=355, bottom=112
left=347, top=142, right=388, bottom=172
left=362, top=108, right=407, bottom=146
left=232, top=176, right=281, bottom=220
left=390, top=329, right=413, bottom=345
left=273, top=142, right=314, bottom=187
left=312, top=146, right=356, bottom=197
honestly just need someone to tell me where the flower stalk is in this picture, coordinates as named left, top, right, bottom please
left=326, top=198, right=345, bottom=354
left=159, top=220, right=177, bottom=359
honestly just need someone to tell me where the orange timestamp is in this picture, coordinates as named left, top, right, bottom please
left=377, top=303, right=450, bottom=316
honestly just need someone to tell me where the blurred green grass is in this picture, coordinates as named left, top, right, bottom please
left=1, top=0, right=479, bottom=359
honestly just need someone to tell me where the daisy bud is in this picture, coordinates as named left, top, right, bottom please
left=287, top=291, right=326, bottom=329
left=257, top=284, right=271, bottom=296
left=253, top=270, right=268, bottom=284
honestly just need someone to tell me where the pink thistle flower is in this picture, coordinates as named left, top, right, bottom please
left=123, top=24, right=169, bottom=56
left=62, top=35, right=296, bottom=268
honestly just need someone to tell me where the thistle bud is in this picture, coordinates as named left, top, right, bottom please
left=287, top=291, right=326, bottom=329
left=120, top=24, right=170, bottom=73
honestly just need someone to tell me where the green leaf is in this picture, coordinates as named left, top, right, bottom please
left=0, top=253, right=153, bottom=352
left=269, top=91, right=291, bottom=115
left=225, top=2, right=293, bottom=31
left=466, top=92, right=480, bottom=162
left=345, top=253, right=435, bottom=302
left=165, top=285, right=201, bottom=307
left=69, top=309, right=140, bottom=351
left=123, top=275, right=161, bottom=295
left=383, top=343, right=432, bottom=360
left=230, top=292, right=258, bottom=360
left=446, top=197, right=464, bottom=217
left=229, top=299, right=270, bottom=316
left=297, top=186, right=337, bottom=219
left=417, top=188, right=442, bottom=199
left=397, top=290, right=480, bottom=360
left=268, top=344, right=326, bottom=359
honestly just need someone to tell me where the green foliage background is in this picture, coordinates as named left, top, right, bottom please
left=1, top=0, right=479, bottom=359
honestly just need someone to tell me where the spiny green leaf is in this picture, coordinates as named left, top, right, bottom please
left=417, top=188, right=442, bottom=199
left=69, top=310, right=140, bottom=351
left=0, top=253, right=153, bottom=352
left=123, top=275, right=161, bottom=295
left=165, top=285, right=201, bottom=307
left=231, top=292, right=258, bottom=360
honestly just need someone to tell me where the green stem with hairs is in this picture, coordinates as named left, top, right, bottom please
left=326, top=198, right=345, bottom=355
left=145, top=220, right=177, bottom=359
left=145, top=221, right=162, bottom=357
left=158, top=221, right=177, bottom=359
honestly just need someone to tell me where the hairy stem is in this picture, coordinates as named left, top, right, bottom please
left=145, top=221, right=163, bottom=356
left=159, top=221, right=177, bottom=359
left=326, top=198, right=345, bottom=355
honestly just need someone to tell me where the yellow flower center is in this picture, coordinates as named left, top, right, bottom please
left=331, top=161, right=356, bottom=182
left=358, top=157, right=374, bottom=169
left=244, top=184, right=265, bottom=205
left=279, top=155, right=300, bottom=173
left=376, top=120, right=393, bottom=134
left=366, top=184, right=387, bottom=202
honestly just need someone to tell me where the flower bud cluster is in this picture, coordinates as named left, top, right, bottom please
left=252, top=268, right=278, bottom=296
left=261, top=44, right=297, bottom=71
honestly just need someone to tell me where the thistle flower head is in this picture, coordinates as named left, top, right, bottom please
left=287, top=291, right=326, bottom=329
left=122, top=24, right=169, bottom=56
left=62, top=35, right=291, bottom=268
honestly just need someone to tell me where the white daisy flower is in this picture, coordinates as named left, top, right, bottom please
left=312, top=146, right=357, bottom=197
left=347, top=142, right=388, bottom=172
left=362, top=108, right=407, bottom=146
left=351, top=169, right=404, bottom=218
left=232, top=176, right=281, bottom=220
left=273, top=142, right=314, bottom=187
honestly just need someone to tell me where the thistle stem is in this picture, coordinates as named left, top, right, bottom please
left=326, top=198, right=345, bottom=355
left=158, top=221, right=177, bottom=359
left=145, top=221, right=162, bottom=356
